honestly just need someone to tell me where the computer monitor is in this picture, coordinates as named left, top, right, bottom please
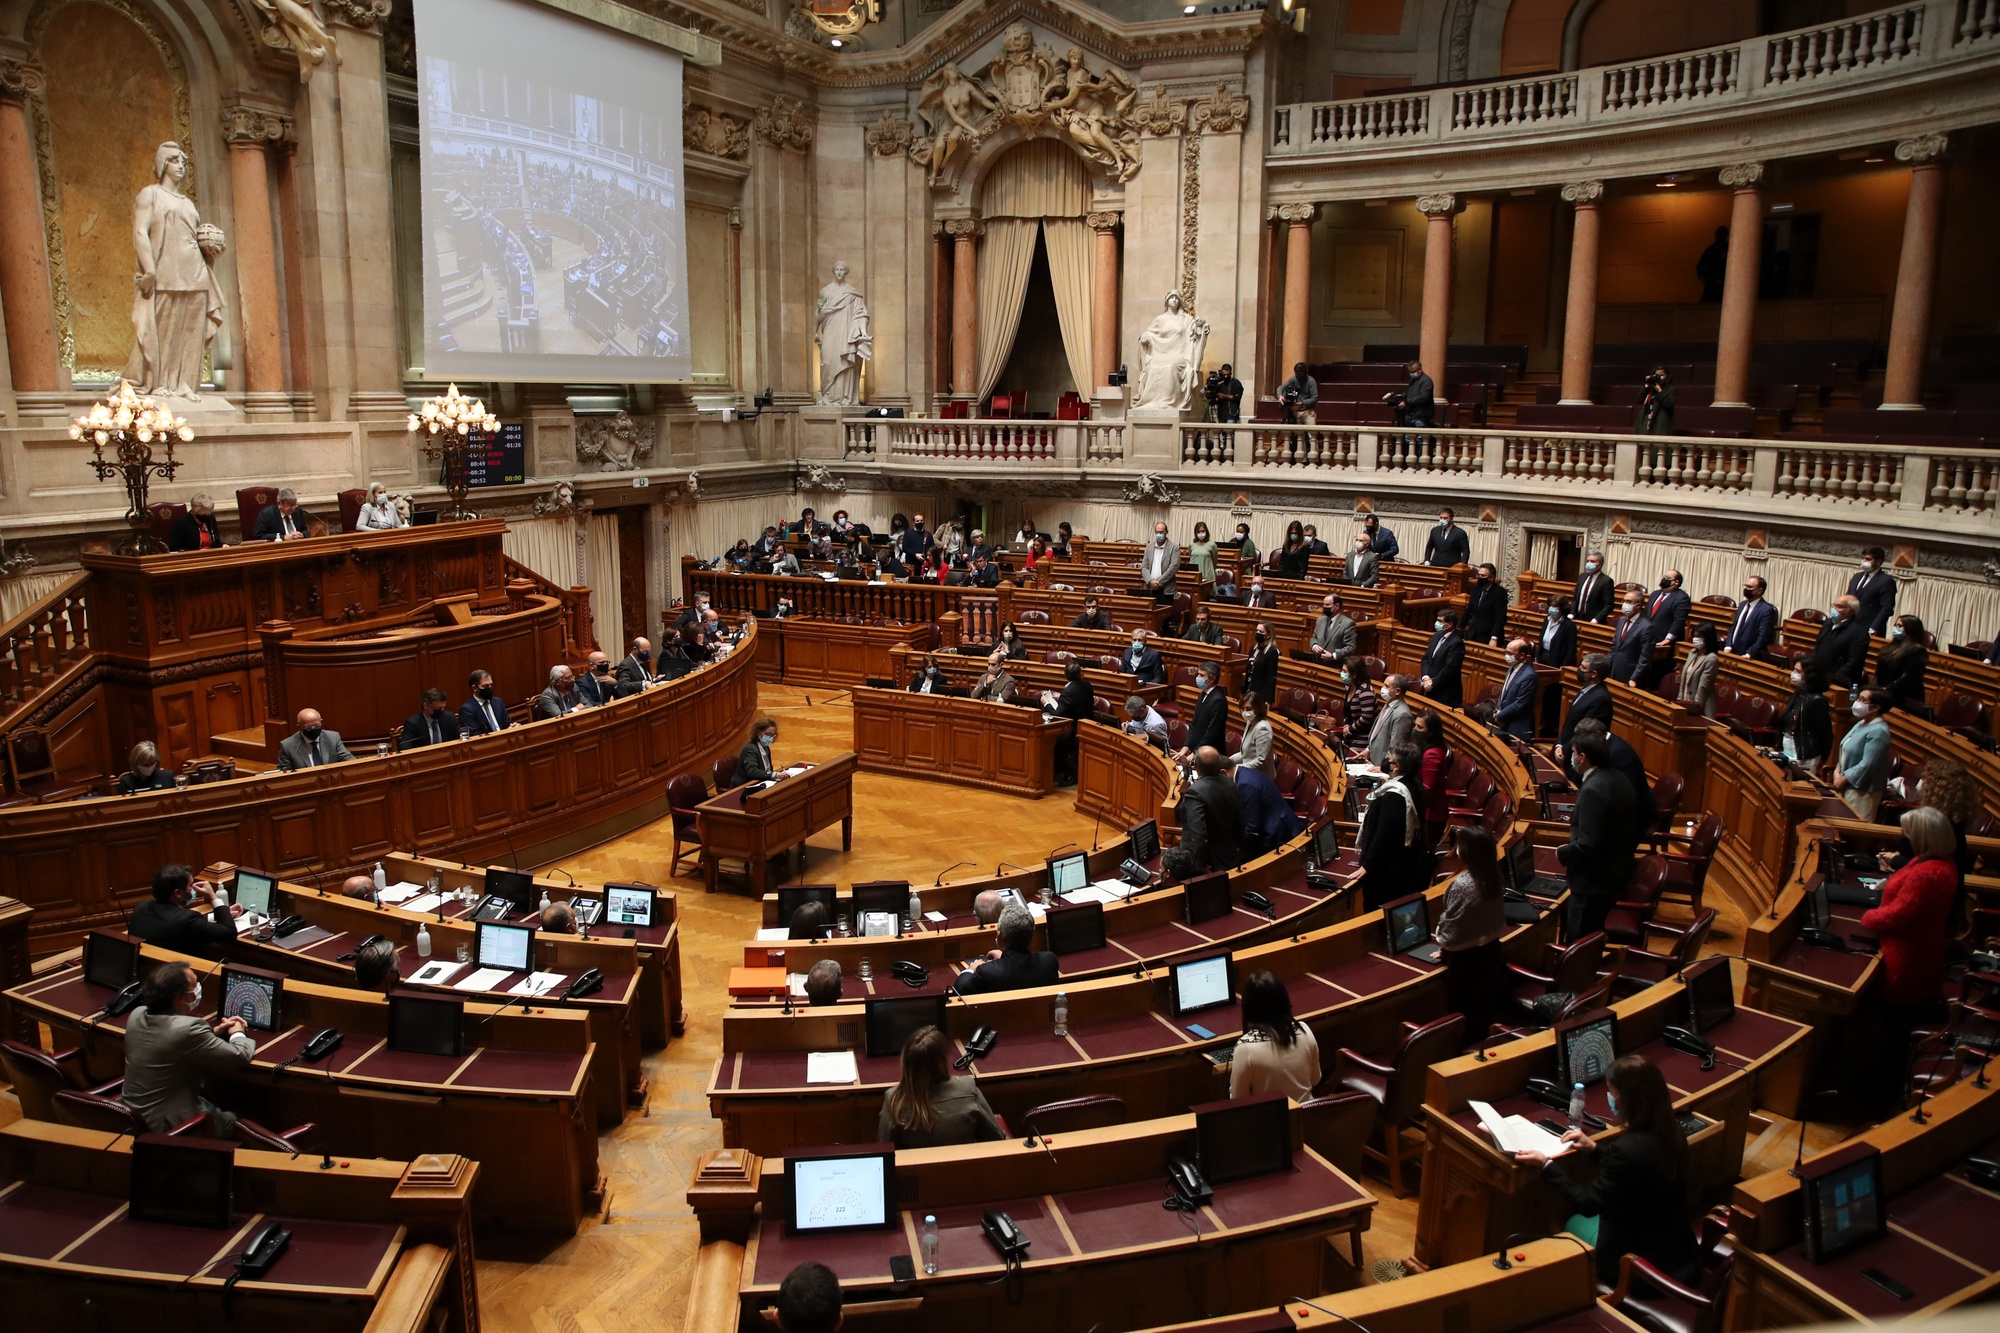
left=1504, top=838, right=1537, bottom=893
left=387, top=992, right=464, bottom=1057
left=850, top=880, right=911, bottom=922
left=476, top=921, right=534, bottom=973
left=1170, top=953, right=1235, bottom=1016
left=1129, top=819, right=1160, bottom=863
left=1808, top=879, right=1833, bottom=932
left=863, top=995, right=947, bottom=1058
left=1194, top=1093, right=1294, bottom=1186
left=1683, top=957, right=1736, bottom=1036
left=1044, top=900, right=1107, bottom=956
left=1182, top=872, right=1233, bottom=926
left=602, top=883, right=655, bottom=928
left=233, top=868, right=275, bottom=917
left=1801, top=1144, right=1886, bottom=1262
left=1047, top=851, right=1088, bottom=897
left=1555, top=1009, right=1619, bottom=1087
left=485, top=868, right=538, bottom=913
left=217, top=966, right=283, bottom=1033
left=784, top=1146, right=898, bottom=1236
left=1382, top=894, right=1430, bottom=954
left=129, top=1134, right=235, bottom=1228
left=82, top=930, right=139, bottom=991
left=776, top=884, right=839, bottom=925
left=1310, top=821, right=1340, bottom=867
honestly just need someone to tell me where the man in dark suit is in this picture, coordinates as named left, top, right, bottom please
left=128, top=864, right=239, bottom=959
left=967, top=553, right=1001, bottom=588
left=1811, top=594, right=1871, bottom=686
left=1389, top=360, right=1435, bottom=426
left=1241, top=575, right=1278, bottom=609
left=532, top=666, right=584, bottom=720
left=1309, top=593, right=1358, bottom=664
left=738, top=717, right=779, bottom=783
left=899, top=514, right=933, bottom=564
left=1070, top=597, right=1111, bottom=630
left=1043, top=659, right=1095, bottom=721
left=1119, top=631, right=1165, bottom=686
left=753, top=526, right=784, bottom=560
left=1571, top=553, right=1614, bottom=624
left=1556, top=654, right=1615, bottom=769
left=1344, top=534, right=1380, bottom=588
left=952, top=904, right=1059, bottom=995
left=1640, top=569, right=1691, bottom=689
left=1420, top=608, right=1466, bottom=707
left=251, top=488, right=317, bottom=542
left=1141, top=523, right=1179, bottom=602
left=1300, top=525, right=1330, bottom=557
left=1174, top=661, right=1229, bottom=762
left=399, top=687, right=463, bottom=748
left=1463, top=563, right=1510, bottom=645
left=460, top=669, right=512, bottom=735
left=167, top=495, right=224, bottom=552
left=1177, top=747, right=1244, bottom=871
left=1723, top=577, right=1778, bottom=658
left=1607, top=592, right=1654, bottom=685
left=1235, top=759, right=1302, bottom=861
left=1848, top=546, right=1896, bottom=636
left=276, top=708, right=355, bottom=771
left=1423, top=507, right=1470, bottom=568
left=575, top=653, right=618, bottom=706
left=615, top=638, right=659, bottom=694
left=1557, top=734, right=1637, bottom=940
left=963, top=528, right=994, bottom=566
left=1363, top=514, right=1400, bottom=562
left=1571, top=719, right=1657, bottom=844
left=1495, top=639, right=1540, bottom=741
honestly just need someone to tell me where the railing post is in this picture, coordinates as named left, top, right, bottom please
left=1750, top=443, right=1779, bottom=495
left=1921, top=0, right=1954, bottom=54
left=1058, top=423, right=1084, bottom=472
left=1481, top=435, right=1506, bottom=476
left=1429, top=87, right=1450, bottom=139
left=1612, top=439, right=1640, bottom=486
left=1356, top=430, right=1380, bottom=473
left=1230, top=426, right=1254, bottom=474
left=1900, top=452, right=1933, bottom=510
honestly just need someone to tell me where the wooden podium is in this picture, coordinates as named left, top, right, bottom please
left=697, top=753, right=858, bottom=894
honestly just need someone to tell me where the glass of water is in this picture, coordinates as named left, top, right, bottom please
left=836, top=913, right=851, bottom=938
left=376, top=742, right=390, bottom=758
left=858, top=957, right=873, bottom=984
left=455, top=944, right=470, bottom=964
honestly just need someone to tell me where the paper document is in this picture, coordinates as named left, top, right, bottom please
left=754, top=927, right=791, bottom=942
left=1065, top=885, right=1122, bottom=906
left=788, top=973, right=809, bottom=997
left=508, top=971, right=568, bottom=997
left=1345, top=763, right=1384, bottom=778
left=402, top=893, right=445, bottom=916
left=378, top=882, right=426, bottom=903
left=453, top=967, right=513, bottom=993
left=1469, top=1100, right=1574, bottom=1157
left=923, top=910, right=948, bottom=924
left=407, top=960, right=463, bottom=986
left=806, top=1051, right=859, bottom=1085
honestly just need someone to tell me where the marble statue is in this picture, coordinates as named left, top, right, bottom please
left=1133, top=292, right=1209, bottom=412
left=814, top=262, right=873, bottom=406
left=912, top=63, right=998, bottom=185
left=124, top=142, right=228, bottom=406
left=250, top=0, right=337, bottom=77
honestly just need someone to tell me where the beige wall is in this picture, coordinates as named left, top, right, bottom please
left=1307, top=197, right=1492, bottom=362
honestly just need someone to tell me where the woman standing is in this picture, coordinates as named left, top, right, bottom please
left=1778, top=658, right=1834, bottom=775
left=1230, top=971, right=1321, bottom=1101
left=1875, top=615, right=1931, bottom=718
left=1860, top=806, right=1958, bottom=1111
left=1436, top=826, right=1508, bottom=1047
left=1230, top=522, right=1259, bottom=577
left=1834, top=687, right=1894, bottom=821
left=1340, top=659, right=1379, bottom=749
left=1246, top=622, right=1281, bottom=701
left=1278, top=521, right=1311, bottom=579
left=1188, top=522, right=1219, bottom=595
left=1232, top=693, right=1275, bottom=773
left=1676, top=623, right=1720, bottom=717
left=1537, top=598, right=1578, bottom=669
left=1416, top=712, right=1452, bottom=851
left=876, top=1027, right=1004, bottom=1148
left=1357, top=744, right=1430, bottom=911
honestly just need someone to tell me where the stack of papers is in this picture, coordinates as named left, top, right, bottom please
left=1469, top=1100, right=1574, bottom=1157
left=806, top=1051, right=859, bottom=1085
left=407, top=960, right=463, bottom=986
left=788, top=973, right=809, bottom=997
left=401, top=893, right=446, bottom=915
left=452, top=967, right=514, bottom=993
left=508, top=971, right=568, bottom=997
left=1345, top=762, right=1383, bottom=778
left=754, top=927, right=791, bottom=942
left=378, top=882, right=427, bottom=903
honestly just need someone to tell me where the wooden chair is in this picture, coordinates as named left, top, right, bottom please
left=1279, top=686, right=1318, bottom=723
left=1603, top=856, right=1669, bottom=946
left=668, top=773, right=709, bottom=876
left=145, top=501, right=185, bottom=547
left=5, top=727, right=92, bottom=803
left=336, top=487, right=367, bottom=532
left=1614, top=910, right=1717, bottom=997
left=1298, top=1090, right=1378, bottom=1266
left=1506, top=932, right=1607, bottom=1016
left=1659, top=814, right=1722, bottom=912
left=1648, top=772, right=1686, bottom=851
left=0, top=1041, right=121, bottom=1121
left=1604, top=1209, right=1736, bottom=1333
left=1330, top=1012, right=1464, bottom=1197
left=712, top=754, right=740, bottom=791
left=233, top=1118, right=319, bottom=1152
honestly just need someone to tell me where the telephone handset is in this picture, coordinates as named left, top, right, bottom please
left=269, top=914, right=310, bottom=938
left=1799, top=926, right=1849, bottom=952
left=964, top=1026, right=998, bottom=1059
left=1241, top=891, right=1275, bottom=917
left=1661, top=1025, right=1716, bottom=1070
left=337, top=933, right=387, bottom=963
left=1119, top=859, right=1153, bottom=887
left=103, top=983, right=144, bottom=1017
left=300, top=1027, right=344, bottom=1062
left=891, top=960, right=928, bottom=986
left=981, top=1208, right=1030, bottom=1259
left=1165, top=1154, right=1212, bottom=1209
left=233, top=1220, right=292, bottom=1280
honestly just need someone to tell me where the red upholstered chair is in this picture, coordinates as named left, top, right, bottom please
left=233, top=1119, right=318, bottom=1153
left=1604, top=1210, right=1737, bottom=1333
left=0, top=1041, right=121, bottom=1121
left=235, top=485, right=281, bottom=541
left=712, top=754, right=740, bottom=791
left=1660, top=814, right=1722, bottom=912
left=1935, top=693, right=1990, bottom=742
left=1280, top=686, right=1318, bottom=723
left=1604, top=856, right=1669, bottom=946
left=336, top=488, right=367, bottom=532
left=668, top=773, right=709, bottom=876
left=940, top=399, right=971, bottom=420
left=1648, top=772, right=1686, bottom=851
left=146, top=502, right=185, bottom=547
left=1506, top=932, right=1607, bottom=1015
left=5, top=726, right=92, bottom=804
left=53, top=1089, right=208, bottom=1138
left=1297, top=1090, right=1378, bottom=1267
left=1331, top=1013, right=1465, bottom=1197
left=1020, top=1094, right=1125, bottom=1137
left=1615, top=909, right=1717, bottom=997
left=1167, top=720, right=1189, bottom=751
left=1273, top=755, right=1303, bottom=800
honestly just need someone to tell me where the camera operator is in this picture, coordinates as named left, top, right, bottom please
left=1385, top=359, right=1435, bottom=427
left=1205, top=363, right=1243, bottom=423
left=1633, top=366, right=1676, bottom=435
left=1279, top=361, right=1318, bottom=424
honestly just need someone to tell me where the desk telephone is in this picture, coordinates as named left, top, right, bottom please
left=1241, top=891, right=1275, bottom=917
left=1165, top=1154, right=1212, bottom=1210
left=963, top=1026, right=998, bottom=1059
left=1526, top=1078, right=1608, bottom=1129
left=890, top=960, right=928, bottom=986
left=268, top=914, right=310, bottom=938
left=102, top=983, right=143, bottom=1017
left=981, top=1209, right=1030, bottom=1260
left=300, top=1027, right=344, bottom=1063
left=1662, top=1025, right=1716, bottom=1070
left=233, top=1220, right=291, bottom=1280
left=1119, top=859, right=1153, bottom=887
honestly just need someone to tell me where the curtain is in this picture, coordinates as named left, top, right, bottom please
left=978, top=139, right=1088, bottom=219
left=0, top=572, right=72, bottom=625
left=1527, top=532, right=1564, bottom=579
left=587, top=512, right=623, bottom=652
left=1042, top=218, right=1096, bottom=401
left=976, top=218, right=1040, bottom=402
left=502, top=515, right=579, bottom=588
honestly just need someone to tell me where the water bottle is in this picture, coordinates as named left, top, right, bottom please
left=1568, top=1081, right=1587, bottom=1125
left=921, top=1215, right=939, bottom=1274
left=416, top=922, right=432, bottom=958
left=539, top=888, right=552, bottom=916
left=211, top=884, right=228, bottom=910
left=373, top=861, right=388, bottom=893
left=1053, top=991, right=1069, bottom=1037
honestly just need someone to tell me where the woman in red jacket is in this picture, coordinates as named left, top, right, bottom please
left=1416, top=711, right=1452, bottom=851
left=1859, top=805, right=1958, bottom=1112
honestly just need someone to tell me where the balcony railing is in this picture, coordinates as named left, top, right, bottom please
left=1270, top=0, right=1984, bottom=158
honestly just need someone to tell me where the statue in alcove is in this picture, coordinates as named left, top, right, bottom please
left=815, top=262, right=873, bottom=406
left=1133, top=291, right=1209, bottom=412
left=124, top=142, right=228, bottom=406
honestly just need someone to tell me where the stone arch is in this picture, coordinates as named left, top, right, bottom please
left=937, top=121, right=1119, bottom=214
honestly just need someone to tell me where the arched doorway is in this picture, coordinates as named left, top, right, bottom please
left=975, top=140, right=1096, bottom=414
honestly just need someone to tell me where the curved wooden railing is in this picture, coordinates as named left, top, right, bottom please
left=0, top=572, right=91, bottom=735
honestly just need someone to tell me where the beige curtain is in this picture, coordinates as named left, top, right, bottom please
left=1041, top=218, right=1096, bottom=401
left=0, top=571, right=73, bottom=625
left=976, top=217, right=1039, bottom=402
left=1527, top=531, right=1565, bottom=579
left=502, top=515, right=579, bottom=587
left=978, top=139, right=1088, bottom=219
left=586, top=512, right=622, bottom=652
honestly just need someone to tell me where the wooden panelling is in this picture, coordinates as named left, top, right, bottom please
left=851, top=687, right=1066, bottom=797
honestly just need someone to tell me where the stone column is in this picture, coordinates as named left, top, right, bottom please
left=1088, top=210, right=1122, bottom=388
left=0, top=60, right=61, bottom=401
left=274, top=129, right=311, bottom=407
left=221, top=102, right=291, bottom=420
left=1710, top=162, right=1764, bottom=408
left=945, top=217, right=981, bottom=401
left=323, top=0, right=403, bottom=419
left=1415, top=194, right=1458, bottom=384
left=1881, top=134, right=1947, bottom=411
left=1558, top=180, right=1604, bottom=405
left=932, top=223, right=951, bottom=405
left=1276, top=202, right=1315, bottom=383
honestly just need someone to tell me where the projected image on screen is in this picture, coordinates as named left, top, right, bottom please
left=415, top=0, right=691, bottom=382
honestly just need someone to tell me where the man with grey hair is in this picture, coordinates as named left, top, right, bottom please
left=1122, top=694, right=1168, bottom=749
left=252, top=487, right=318, bottom=542
left=1364, top=674, right=1413, bottom=768
left=533, top=664, right=582, bottom=720
left=971, top=888, right=1005, bottom=926
left=804, top=959, right=844, bottom=1007
left=951, top=902, right=1058, bottom=995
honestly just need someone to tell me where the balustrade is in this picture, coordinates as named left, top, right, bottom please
left=842, top=422, right=877, bottom=458
left=1634, top=441, right=1753, bottom=491
left=1248, top=426, right=1357, bottom=470
left=1926, top=454, right=1999, bottom=513
left=1502, top=433, right=1616, bottom=483
left=1452, top=75, right=1577, bottom=130
left=1601, top=48, right=1739, bottom=110
left=1766, top=5, right=1924, bottom=83
left=1960, top=0, right=2000, bottom=43
left=0, top=575, right=93, bottom=723
left=1376, top=431, right=1482, bottom=474
left=1306, top=94, right=1429, bottom=146
left=1083, top=424, right=1125, bottom=462
left=1180, top=427, right=1237, bottom=468
left=1773, top=446, right=1903, bottom=504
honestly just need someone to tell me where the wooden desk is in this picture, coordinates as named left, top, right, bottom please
left=0, top=1119, right=479, bottom=1332
left=1077, top=719, right=1182, bottom=833
left=1415, top=973, right=1810, bottom=1266
left=752, top=615, right=937, bottom=687
left=699, top=754, right=858, bottom=894
left=850, top=687, right=1067, bottom=797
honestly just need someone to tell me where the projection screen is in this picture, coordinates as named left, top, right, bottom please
left=414, top=0, right=691, bottom=382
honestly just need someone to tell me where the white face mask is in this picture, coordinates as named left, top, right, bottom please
left=1131, top=639, right=1145, bottom=650
left=1851, top=701, right=1871, bottom=718
left=1790, top=672, right=1803, bottom=686
left=190, top=982, right=204, bottom=1009
left=1584, top=562, right=1599, bottom=574
left=1623, top=604, right=1639, bottom=616
left=1241, top=712, right=1254, bottom=725
left=1434, top=619, right=1445, bottom=632
left=1195, top=675, right=1209, bottom=690
left=1379, top=687, right=1391, bottom=701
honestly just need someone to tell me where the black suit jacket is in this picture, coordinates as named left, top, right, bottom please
left=614, top=655, right=657, bottom=693
left=1608, top=614, right=1655, bottom=684
left=128, top=899, right=236, bottom=960
left=1120, top=645, right=1166, bottom=686
left=1644, top=587, right=1692, bottom=645
left=1571, top=571, right=1614, bottom=624
left=1071, top=610, right=1112, bottom=631
left=575, top=671, right=617, bottom=707
left=251, top=503, right=317, bottom=541
left=459, top=693, right=512, bottom=735
left=1847, top=569, right=1897, bottom=637
left=1559, top=683, right=1615, bottom=750
left=1544, top=1131, right=1699, bottom=1286
left=1463, top=583, right=1510, bottom=645
left=738, top=739, right=776, bottom=783
left=1242, top=589, right=1279, bottom=609
left=1051, top=678, right=1095, bottom=721
left=1357, top=788, right=1431, bottom=911
left=167, top=511, right=223, bottom=552
left=1811, top=616, right=1871, bottom=686
left=1423, top=524, right=1470, bottom=568
left=399, top=710, right=463, bottom=748
left=952, top=948, right=1060, bottom=996
left=1178, top=774, right=1244, bottom=871
left=1185, top=687, right=1228, bottom=753
left=968, top=564, right=1001, bottom=588
left=1605, top=734, right=1657, bottom=836
left=1537, top=617, right=1578, bottom=668
left=1420, top=632, right=1465, bottom=706
left=1245, top=644, right=1280, bottom=702
left=1557, top=764, right=1637, bottom=901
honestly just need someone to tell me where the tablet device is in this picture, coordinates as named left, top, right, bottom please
left=217, top=966, right=283, bottom=1033
left=83, top=930, right=140, bottom=991
left=1182, top=872, right=1233, bottom=926
left=1554, top=1008, right=1619, bottom=1087
left=476, top=921, right=534, bottom=972
left=851, top=880, right=912, bottom=922
left=1683, top=956, right=1735, bottom=1036
left=785, top=1146, right=897, bottom=1236
left=485, top=868, right=538, bottom=914
left=1383, top=894, right=1430, bottom=954
left=776, top=884, right=838, bottom=924
left=130, top=1135, right=235, bottom=1228
left=1044, top=899, right=1107, bottom=956
left=1195, top=1093, right=1293, bottom=1185
left=1800, top=1143, right=1886, bottom=1263
left=233, top=868, right=276, bottom=918
left=1310, top=821, right=1340, bottom=866
left=387, top=991, right=465, bottom=1057
left=603, top=883, right=655, bottom=928
left=863, top=995, right=947, bottom=1058
left=1047, top=851, right=1088, bottom=897
left=1170, top=953, right=1235, bottom=1016
left=1129, top=819, right=1160, bottom=863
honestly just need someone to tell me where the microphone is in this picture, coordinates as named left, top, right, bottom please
left=995, top=862, right=1028, bottom=877
left=1470, top=1024, right=1511, bottom=1064
left=1911, top=1035, right=1962, bottom=1124
left=1789, top=1088, right=1844, bottom=1177
left=549, top=868, right=577, bottom=886
left=1089, top=812, right=1103, bottom=851
left=1490, top=1231, right=1594, bottom=1269
left=502, top=828, right=522, bottom=870
left=1284, top=1298, right=1370, bottom=1333
left=934, top=860, right=975, bottom=886
left=1045, top=844, right=1081, bottom=861
left=1020, top=1119, right=1059, bottom=1165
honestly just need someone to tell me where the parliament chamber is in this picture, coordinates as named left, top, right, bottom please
left=3, top=0, right=2000, bottom=1329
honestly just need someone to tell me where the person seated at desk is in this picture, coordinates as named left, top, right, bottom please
left=770, top=548, right=802, bottom=577
left=674, top=593, right=713, bottom=632
left=966, top=552, right=1001, bottom=588
left=778, top=1263, right=843, bottom=1333
left=616, top=638, right=659, bottom=694
left=1183, top=604, right=1224, bottom=646
left=1120, top=630, right=1165, bottom=685
left=1513, top=1053, right=1700, bottom=1288
left=251, top=487, right=317, bottom=542
left=353, top=937, right=399, bottom=994
left=576, top=652, right=618, bottom=707
left=879, top=1026, right=1005, bottom=1148
left=1356, top=744, right=1430, bottom=911
left=909, top=653, right=950, bottom=695
left=754, top=526, right=784, bottom=560
left=969, top=650, right=1019, bottom=705
left=739, top=716, right=780, bottom=783
left=339, top=875, right=377, bottom=900
left=1178, top=746, right=1243, bottom=871
left=129, top=863, right=239, bottom=958
left=1242, top=574, right=1278, bottom=610
left=676, top=622, right=715, bottom=664
left=538, top=901, right=577, bottom=936
left=401, top=687, right=463, bottom=747
left=771, top=595, right=798, bottom=620
left=1122, top=694, right=1168, bottom=749
left=971, top=889, right=1004, bottom=927
left=1236, top=755, right=1301, bottom=862
left=804, top=960, right=842, bottom=1006
left=1231, top=969, right=1320, bottom=1102
left=531, top=665, right=584, bottom=720
left=355, top=482, right=405, bottom=530
left=460, top=669, right=513, bottom=736
left=1042, top=660, right=1094, bottom=784
left=952, top=904, right=1058, bottom=995
left=1071, top=596, right=1112, bottom=631
left=123, top=961, right=256, bottom=1134
left=167, top=493, right=224, bottom=552
left=276, top=708, right=354, bottom=771
left=788, top=899, right=831, bottom=940
left=117, top=741, right=177, bottom=794
left=996, top=622, right=1027, bottom=659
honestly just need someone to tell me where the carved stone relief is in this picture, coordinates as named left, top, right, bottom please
left=576, top=411, right=657, bottom=471
left=753, top=97, right=815, bottom=152
left=866, top=111, right=914, bottom=157
left=1190, top=83, right=1249, bottom=135
left=685, top=105, right=750, bottom=161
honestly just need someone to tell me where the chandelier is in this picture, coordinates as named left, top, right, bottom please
left=75, top=380, right=193, bottom=556
left=407, top=383, right=499, bottom=522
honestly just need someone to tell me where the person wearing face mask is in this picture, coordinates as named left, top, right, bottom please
left=1558, top=732, right=1638, bottom=939
left=899, top=513, right=933, bottom=564
left=770, top=546, right=803, bottom=577
left=1310, top=593, right=1357, bottom=664
left=1071, top=596, right=1112, bottom=631
left=1246, top=621, right=1281, bottom=700
left=1277, top=521, right=1311, bottom=579
left=909, top=653, right=948, bottom=695
left=1571, top=552, right=1613, bottom=624
left=1463, top=563, right=1509, bottom=646
left=1120, top=630, right=1166, bottom=686
left=1874, top=614, right=1931, bottom=717
left=355, top=482, right=405, bottom=530
left=1182, top=604, right=1224, bottom=646
left=128, top=863, right=240, bottom=958
left=739, top=717, right=780, bottom=783
left=1186, top=523, right=1218, bottom=593
left=1357, top=743, right=1429, bottom=910
left=1810, top=594, right=1870, bottom=687
left=1607, top=593, right=1654, bottom=686
left=1301, top=524, right=1330, bottom=558
left=1388, top=359, right=1435, bottom=428
left=1495, top=639, right=1540, bottom=740
left=1178, top=746, right=1244, bottom=871
left=969, top=649, right=1020, bottom=705
left=1344, top=532, right=1380, bottom=588
left=1242, top=574, right=1278, bottom=610
left=1231, top=693, right=1276, bottom=772
left=400, top=686, right=464, bottom=746
left=1676, top=623, right=1721, bottom=718
left=967, top=552, right=1002, bottom=588
left=121, top=961, right=257, bottom=1134
left=1122, top=694, right=1169, bottom=749
left=1173, top=661, right=1229, bottom=763
left=1848, top=545, right=1897, bottom=637
left=277, top=707, right=354, bottom=771
left=1723, top=576, right=1777, bottom=659
left=1142, top=523, right=1179, bottom=602
left=1340, top=659, right=1379, bottom=746
left=531, top=665, right=585, bottom=720
left=1419, top=608, right=1466, bottom=706
left=617, top=637, right=660, bottom=693
left=1555, top=654, right=1615, bottom=772
left=1778, top=658, right=1834, bottom=775
left=1537, top=597, right=1577, bottom=669
left=996, top=622, right=1027, bottom=660
left=1422, top=507, right=1469, bottom=568
left=1365, top=675, right=1414, bottom=769
left=1834, top=688, right=1894, bottom=821
left=1044, top=660, right=1095, bottom=785
left=460, top=668, right=513, bottom=735
left=1639, top=570, right=1691, bottom=690
left=1224, top=522, right=1259, bottom=576
left=1362, top=513, right=1400, bottom=562
left=117, top=740, right=178, bottom=794
left=167, top=492, right=225, bottom=551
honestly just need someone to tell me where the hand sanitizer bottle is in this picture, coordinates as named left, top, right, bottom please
left=416, top=922, right=432, bottom=958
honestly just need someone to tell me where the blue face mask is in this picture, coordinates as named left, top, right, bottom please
left=1607, top=1091, right=1621, bottom=1120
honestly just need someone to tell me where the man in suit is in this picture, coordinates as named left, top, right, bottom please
left=753, top=526, right=784, bottom=560
left=1363, top=514, right=1400, bottom=562
left=1119, top=630, right=1165, bottom=686
left=1344, top=533, right=1380, bottom=588
left=1849, top=546, right=1896, bottom=636
left=1463, top=563, right=1510, bottom=645
left=167, top=494, right=224, bottom=552
left=1640, top=569, right=1692, bottom=689
left=899, top=514, right=933, bottom=564
left=615, top=638, right=660, bottom=694
left=1178, top=747, right=1245, bottom=871
left=1366, top=674, right=1414, bottom=768
left=964, top=528, right=995, bottom=566
left=1571, top=718, right=1657, bottom=843
left=969, top=649, right=1020, bottom=705
left=1141, top=523, right=1179, bottom=603
left=1390, top=359, right=1435, bottom=427
left=1495, top=639, right=1540, bottom=740
left=1811, top=594, right=1871, bottom=686
left=674, top=593, right=712, bottom=631
left=1242, top=575, right=1278, bottom=609
left=1423, top=506, right=1470, bottom=568
left=532, top=665, right=584, bottom=720
left=952, top=904, right=1059, bottom=995
left=128, top=864, right=239, bottom=959
left=1607, top=592, right=1654, bottom=685
left=738, top=716, right=779, bottom=783
left=121, top=961, right=256, bottom=1133
left=1236, top=758, right=1303, bottom=861
left=576, top=652, right=618, bottom=706
left=276, top=708, right=354, bottom=771
left=1724, top=577, right=1778, bottom=658
left=1309, top=593, right=1358, bottom=664
left=1557, top=734, right=1638, bottom=940
left=400, top=687, right=463, bottom=747
left=1042, top=659, right=1095, bottom=722
left=1420, top=608, right=1466, bottom=707
left=1556, top=654, right=1615, bottom=769
left=1070, top=597, right=1112, bottom=630
left=460, top=669, right=512, bottom=735
left=1174, top=660, right=1229, bottom=762
left=959, top=553, right=996, bottom=588
left=1301, top=525, right=1330, bottom=557
left=251, top=488, right=317, bottom=542
left=1571, top=553, right=1614, bottom=624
